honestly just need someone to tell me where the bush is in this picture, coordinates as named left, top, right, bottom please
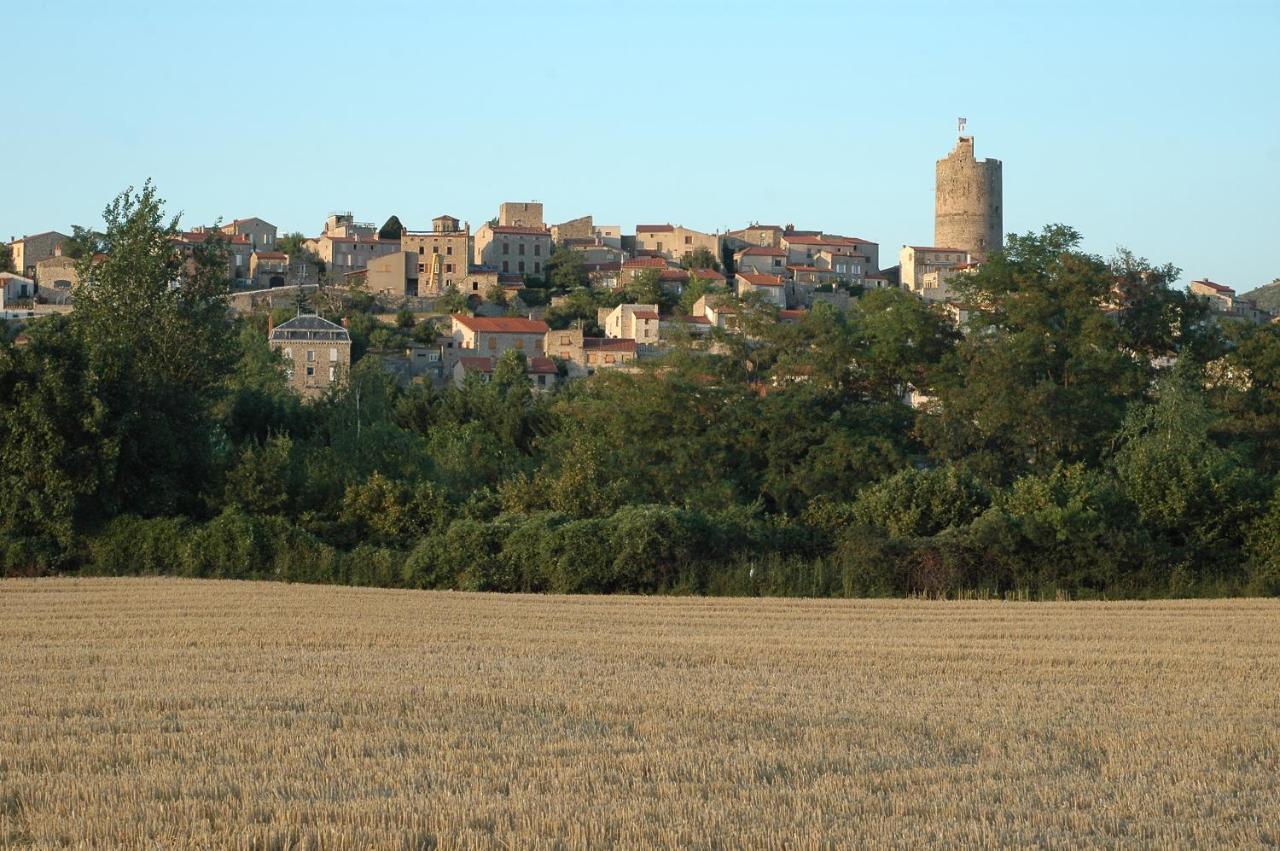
left=85, top=516, right=189, bottom=576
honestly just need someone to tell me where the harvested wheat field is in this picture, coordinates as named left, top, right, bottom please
left=1, top=579, right=1278, bottom=849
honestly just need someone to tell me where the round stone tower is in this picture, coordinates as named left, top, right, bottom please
left=934, top=136, right=1002, bottom=260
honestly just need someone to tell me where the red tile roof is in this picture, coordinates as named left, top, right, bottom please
left=254, top=250, right=288, bottom=260
left=681, top=315, right=713, bottom=325
left=1192, top=279, right=1234, bottom=294
left=659, top=269, right=689, bottom=281
left=527, top=356, right=558, bottom=374
left=623, top=256, right=668, bottom=268
left=176, top=231, right=250, bottom=244
left=636, top=224, right=675, bottom=233
left=458, top=356, right=495, bottom=372
left=780, top=309, right=808, bottom=320
left=738, top=246, right=786, bottom=257
left=689, top=267, right=725, bottom=280
left=583, top=338, right=638, bottom=352
left=632, top=310, right=660, bottom=320
left=739, top=273, right=784, bottom=287
left=452, top=315, right=550, bottom=334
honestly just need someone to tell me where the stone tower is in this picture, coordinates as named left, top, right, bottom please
left=934, top=136, right=1002, bottom=259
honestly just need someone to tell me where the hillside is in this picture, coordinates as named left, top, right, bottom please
left=1241, top=278, right=1280, bottom=312
left=2, top=578, right=1278, bottom=848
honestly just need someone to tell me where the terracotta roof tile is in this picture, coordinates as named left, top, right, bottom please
left=452, top=315, right=550, bottom=334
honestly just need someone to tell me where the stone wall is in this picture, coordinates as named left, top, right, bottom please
left=934, top=136, right=1002, bottom=260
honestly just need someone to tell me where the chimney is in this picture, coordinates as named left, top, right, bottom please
left=341, top=316, right=350, bottom=329
left=267, top=314, right=274, bottom=337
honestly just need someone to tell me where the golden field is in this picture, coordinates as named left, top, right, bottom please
left=1, top=579, right=1277, bottom=849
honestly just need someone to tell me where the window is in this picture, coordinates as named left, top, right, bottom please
left=560, top=351, right=570, bottom=358
left=559, top=336, right=571, bottom=345
left=515, top=339, right=524, bottom=350
left=306, top=350, right=315, bottom=362
left=518, top=243, right=525, bottom=256
left=329, top=348, right=337, bottom=362
left=283, top=348, right=293, bottom=359
left=656, top=242, right=664, bottom=252
left=472, top=281, right=479, bottom=291
left=446, top=245, right=453, bottom=255
left=419, top=246, right=425, bottom=255
left=533, top=244, right=541, bottom=257
left=534, top=262, right=541, bottom=273
left=433, top=245, right=439, bottom=254
left=538, top=375, right=546, bottom=386
left=329, top=366, right=336, bottom=381
left=502, top=243, right=510, bottom=255
left=445, top=263, right=454, bottom=273
left=419, top=264, right=425, bottom=273
left=605, top=355, right=616, bottom=364
left=684, top=236, right=692, bottom=245
left=306, top=367, right=314, bottom=376
left=502, top=261, right=509, bottom=273
left=518, top=261, right=525, bottom=273
left=488, top=338, right=497, bottom=351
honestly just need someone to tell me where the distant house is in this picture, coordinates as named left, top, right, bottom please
left=634, top=223, right=721, bottom=264
left=691, top=294, right=739, bottom=331
left=600, top=303, right=661, bottom=345
left=0, top=272, right=36, bottom=309
left=268, top=314, right=352, bottom=399
left=473, top=221, right=553, bottom=280
left=735, top=246, right=787, bottom=276
left=219, top=217, right=277, bottom=252
left=1189, top=279, right=1273, bottom=324
left=249, top=251, right=289, bottom=289
left=7, top=231, right=70, bottom=279
left=899, top=246, right=969, bottom=298
left=449, top=314, right=549, bottom=363
left=453, top=354, right=561, bottom=391
left=736, top=273, right=787, bottom=308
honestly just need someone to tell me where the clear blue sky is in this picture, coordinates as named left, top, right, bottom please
left=4, top=0, right=1277, bottom=288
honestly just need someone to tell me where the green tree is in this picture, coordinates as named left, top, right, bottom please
left=679, top=246, right=720, bottom=271
left=545, top=247, right=587, bottom=291
left=378, top=215, right=405, bottom=241
left=0, top=242, right=12, bottom=274
left=60, top=225, right=107, bottom=260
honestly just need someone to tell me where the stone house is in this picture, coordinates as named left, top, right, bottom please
left=33, top=254, right=81, bottom=291
left=634, top=224, right=721, bottom=264
left=691, top=294, right=739, bottom=331
left=736, top=273, right=787, bottom=308
left=219, top=217, right=277, bottom=251
left=473, top=224, right=553, bottom=279
left=725, top=224, right=784, bottom=250
left=249, top=251, right=289, bottom=289
left=0, top=272, right=35, bottom=308
left=1190, top=279, right=1273, bottom=324
left=736, top=246, right=786, bottom=276
left=268, top=314, right=352, bottom=399
left=899, top=246, right=970, bottom=295
left=401, top=216, right=472, bottom=294
left=453, top=354, right=560, bottom=391
left=781, top=233, right=879, bottom=273
left=449, top=314, right=549, bottom=362
left=601, top=303, right=660, bottom=345
left=7, top=231, right=69, bottom=279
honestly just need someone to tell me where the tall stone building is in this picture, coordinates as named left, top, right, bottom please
left=935, top=136, right=1002, bottom=260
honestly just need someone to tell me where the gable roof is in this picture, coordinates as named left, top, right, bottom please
left=636, top=224, right=675, bottom=233
left=269, top=314, right=351, bottom=342
left=739, top=273, right=784, bottom=287
left=452, top=314, right=550, bottom=334
left=738, top=246, right=786, bottom=257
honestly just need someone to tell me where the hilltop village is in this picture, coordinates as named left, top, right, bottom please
left=5, top=135, right=1270, bottom=400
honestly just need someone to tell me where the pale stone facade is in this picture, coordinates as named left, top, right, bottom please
left=0, top=272, right=35, bottom=308
left=1190, top=279, right=1274, bottom=324
left=498, top=202, right=544, bottom=228
left=899, top=246, right=969, bottom=295
left=936, top=136, right=1002, bottom=260
left=249, top=251, right=289, bottom=289
left=449, top=314, right=549, bottom=361
left=473, top=224, right=552, bottom=279
left=8, top=231, right=69, bottom=279
left=780, top=234, right=879, bottom=274
left=634, top=224, right=721, bottom=264
left=219, top=217, right=277, bottom=251
left=269, top=315, right=352, bottom=399
left=401, top=217, right=471, bottom=294
left=33, top=255, right=80, bottom=291
left=736, top=273, right=787, bottom=308
left=602, top=303, right=660, bottom=345
left=736, top=246, right=786, bottom=276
